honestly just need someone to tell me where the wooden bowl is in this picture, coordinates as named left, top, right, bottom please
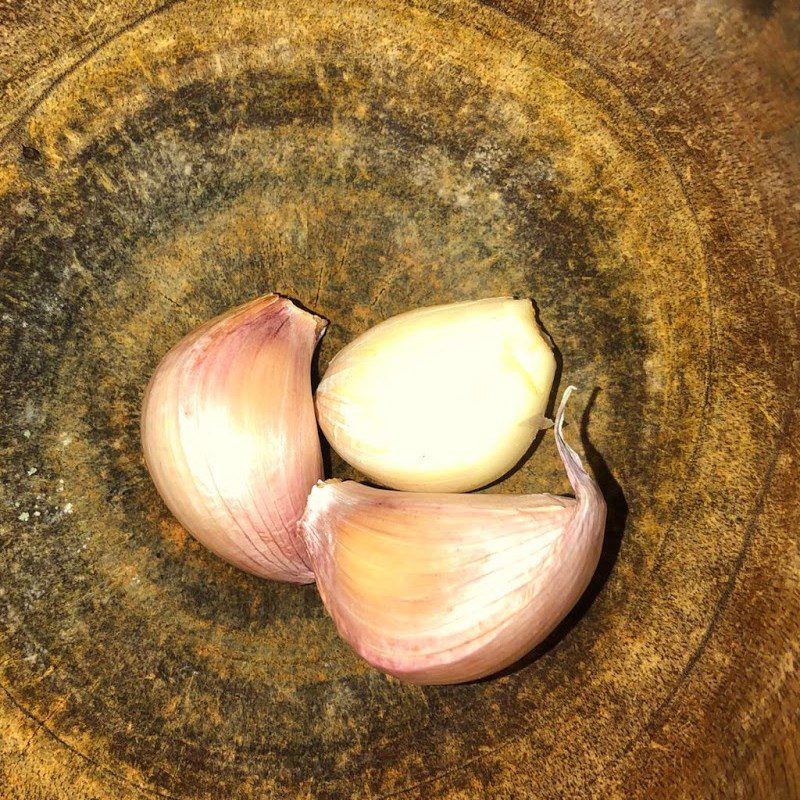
left=1, top=1, right=797, bottom=797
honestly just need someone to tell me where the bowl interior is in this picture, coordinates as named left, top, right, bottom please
left=0, top=1, right=740, bottom=797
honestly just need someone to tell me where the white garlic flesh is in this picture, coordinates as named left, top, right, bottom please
left=300, top=387, right=605, bottom=684
left=141, top=294, right=326, bottom=583
left=315, top=297, right=556, bottom=493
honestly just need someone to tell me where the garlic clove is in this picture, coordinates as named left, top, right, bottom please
left=315, top=297, right=556, bottom=493
left=141, top=294, right=326, bottom=583
left=300, top=387, right=606, bottom=684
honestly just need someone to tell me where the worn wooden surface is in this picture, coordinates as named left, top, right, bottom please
left=0, top=0, right=798, bottom=798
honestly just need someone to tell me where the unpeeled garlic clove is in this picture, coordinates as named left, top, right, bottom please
left=141, top=294, right=326, bottom=583
left=315, top=297, right=556, bottom=493
left=300, top=387, right=605, bottom=684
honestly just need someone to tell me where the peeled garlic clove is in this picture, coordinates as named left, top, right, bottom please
left=315, top=297, right=556, bottom=493
left=141, top=294, right=326, bottom=583
left=301, top=387, right=605, bottom=684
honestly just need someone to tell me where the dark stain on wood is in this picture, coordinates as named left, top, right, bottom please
left=743, top=0, right=776, bottom=18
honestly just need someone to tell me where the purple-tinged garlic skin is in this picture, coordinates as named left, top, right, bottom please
left=300, top=387, right=605, bottom=683
left=142, top=294, right=325, bottom=583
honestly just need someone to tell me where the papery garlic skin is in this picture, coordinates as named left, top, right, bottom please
left=301, top=387, right=605, bottom=684
left=315, top=297, right=556, bottom=493
left=141, top=294, right=325, bottom=583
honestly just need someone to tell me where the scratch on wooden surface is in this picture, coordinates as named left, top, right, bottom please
left=315, top=225, right=352, bottom=307
left=17, top=694, right=70, bottom=757
left=368, top=253, right=421, bottom=311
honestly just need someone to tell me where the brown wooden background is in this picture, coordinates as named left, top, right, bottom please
left=0, top=0, right=798, bottom=798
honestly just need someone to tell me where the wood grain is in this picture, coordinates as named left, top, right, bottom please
left=0, top=0, right=797, bottom=797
